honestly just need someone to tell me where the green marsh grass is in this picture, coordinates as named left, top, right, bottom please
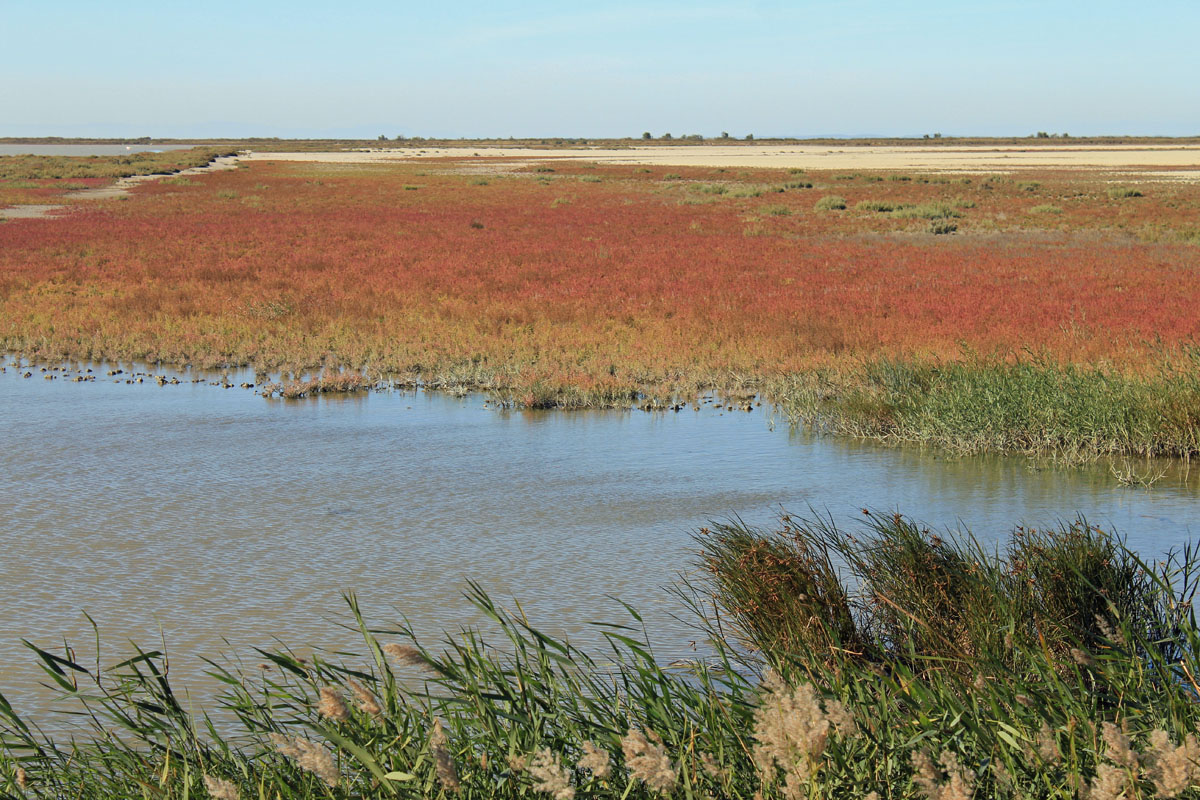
left=855, top=200, right=899, bottom=212
left=5, top=513, right=1200, bottom=798
left=891, top=202, right=963, bottom=220
left=777, top=356, right=1200, bottom=461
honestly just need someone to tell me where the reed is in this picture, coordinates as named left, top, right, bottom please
left=3, top=513, right=1200, bottom=798
left=777, top=355, right=1200, bottom=461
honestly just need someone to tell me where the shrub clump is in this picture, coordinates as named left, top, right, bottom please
left=814, top=195, right=847, bottom=211
left=891, top=202, right=962, bottom=220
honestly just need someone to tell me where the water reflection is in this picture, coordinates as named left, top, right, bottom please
left=0, top=359, right=1196, bottom=722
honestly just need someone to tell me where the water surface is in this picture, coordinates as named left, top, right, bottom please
left=0, top=144, right=201, bottom=157
left=0, top=361, right=1196, bottom=721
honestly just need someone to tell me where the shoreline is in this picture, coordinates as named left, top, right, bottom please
left=5, top=351, right=1198, bottom=471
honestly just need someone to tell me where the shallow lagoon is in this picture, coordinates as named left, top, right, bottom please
left=0, top=143, right=201, bottom=157
left=0, top=360, right=1196, bottom=719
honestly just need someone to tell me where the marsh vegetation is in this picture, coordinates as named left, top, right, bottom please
left=3, top=513, right=1199, bottom=799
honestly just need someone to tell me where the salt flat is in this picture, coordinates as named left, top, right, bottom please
left=244, top=143, right=1200, bottom=178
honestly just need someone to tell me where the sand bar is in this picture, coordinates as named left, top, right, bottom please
left=244, top=144, right=1200, bottom=178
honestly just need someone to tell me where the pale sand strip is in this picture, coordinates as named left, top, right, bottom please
left=244, top=145, right=1200, bottom=178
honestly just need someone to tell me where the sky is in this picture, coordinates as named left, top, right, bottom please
left=3, top=0, right=1198, bottom=139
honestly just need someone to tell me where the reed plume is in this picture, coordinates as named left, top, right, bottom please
left=621, top=728, right=676, bottom=795
left=752, top=670, right=854, bottom=798
left=430, top=719, right=461, bottom=793
left=576, top=741, right=611, bottom=779
left=316, top=686, right=349, bottom=722
left=1144, top=729, right=1200, bottom=799
left=529, top=747, right=575, bottom=800
left=270, top=734, right=339, bottom=788
left=202, top=774, right=239, bottom=800
left=383, top=642, right=433, bottom=669
left=346, top=676, right=382, bottom=717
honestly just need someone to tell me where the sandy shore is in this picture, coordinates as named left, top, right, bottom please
left=243, top=144, right=1200, bottom=178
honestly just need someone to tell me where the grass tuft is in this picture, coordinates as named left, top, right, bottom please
left=814, top=195, right=847, bottom=211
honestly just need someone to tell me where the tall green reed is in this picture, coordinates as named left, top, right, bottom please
left=4, top=513, right=1200, bottom=798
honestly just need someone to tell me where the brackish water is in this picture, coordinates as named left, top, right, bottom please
left=1, top=360, right=1197, bottom=721
left=0, top=144, right=201, bottom=157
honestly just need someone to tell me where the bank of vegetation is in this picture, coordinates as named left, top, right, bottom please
left=0, top=147, right=238, bottom=207
left=780, top=356, right=1200, bottom=461
left=3, top=512, right=1199, bottom=798
left=2, top=157, right=1199, bottom=460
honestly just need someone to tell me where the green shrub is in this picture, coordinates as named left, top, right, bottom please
left=892, top=202, right=962, bottom=220
left=1108, top=186, right=1144, bottom=199
left=928, top=220, right=958, bottom=234
left=814, top=195, right=847, bottom=211
left=1031, top=204, right=1063, bottom=214
left=855, top=200, right=896, bottom=212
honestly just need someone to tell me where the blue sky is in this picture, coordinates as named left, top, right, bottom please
left=3, top=1, right=1197, bottom=138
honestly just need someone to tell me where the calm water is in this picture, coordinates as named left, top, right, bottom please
left=0, top=144, right=201, bottom=157
left=1, top=360, right=1197, bottom=721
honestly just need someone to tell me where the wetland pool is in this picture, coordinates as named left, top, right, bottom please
left=0, top=143, right=202, bottom=157
left=1, top=360, right=1197, bottom=721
